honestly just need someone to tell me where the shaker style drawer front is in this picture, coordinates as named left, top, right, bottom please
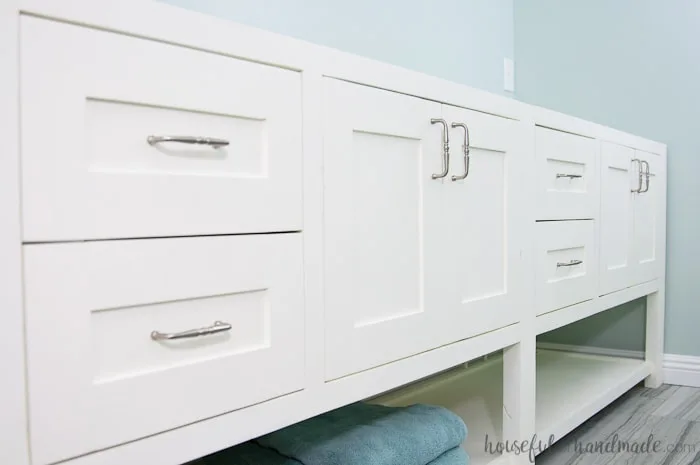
left=535, top=221, right=597, bottom=315
left=535, top=127, right=598, bottom=220
left=21, top=16, right=302, bottom=241
left=23, top=235, right=305, bottom=465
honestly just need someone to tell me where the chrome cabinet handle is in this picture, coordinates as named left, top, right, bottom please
left=631, top=158, right=643, bottom=193
left=147, top=135, right=230, bottom=148
left=557, top=259, right=583, bottom=267
left=556, top=173, right=583, bottom=179
left=431, top=118, right=450, bottom=179
left=450, top=122, right=470, bottom=181
left=640, top=160, right=650, bottom=193
left=151, top=321, right=232, bottom=341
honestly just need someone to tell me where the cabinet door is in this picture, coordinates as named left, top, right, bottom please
left=599, top=141, right=636, bottom=295
left=634, top=151, right=664, bottom=284
left=439, top=104, right=527, bottom=344
left=323, top=79, right=448, bottom=380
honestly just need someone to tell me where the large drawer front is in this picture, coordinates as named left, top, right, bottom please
left=535, top=220, right=597, bottom=315
left=23, top=235, right=305, bottom=465
left=21, top=17, right=302, bottom=241
left=535, top=127, right=598, bottom=220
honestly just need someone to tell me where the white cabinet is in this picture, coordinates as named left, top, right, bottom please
left=599, top=142, right=664, bottom=295
left=20, top=17, right=302, bottom=241
left=439, top=104, right=527, bottom=345
left=535, top=127, right=598, bottom=220
left=322, top=79, right=448, bottom=380
left=23, top=235, right=305, bottom=465
left=323, top=79, right=525, bottom=380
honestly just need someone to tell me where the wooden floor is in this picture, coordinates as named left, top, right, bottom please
left=538, top=384, right=700, bottom=464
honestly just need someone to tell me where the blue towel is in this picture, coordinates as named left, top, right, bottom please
left=197, top=441, right=302, bottom=465
left=431, top=447, right=469, bottom=465
left=197, top=441, right=468, bottom=465
left=256, top=402, right=467, bottom=465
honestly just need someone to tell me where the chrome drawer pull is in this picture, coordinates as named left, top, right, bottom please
left=556, top=173, right=582, bottom=179
left=431, top=118, right=450, bottom=179
left=151, top=321, right=232, bottom=341
left=147, top=135, right=229, bottom=148
left=557, top=259, right=583, bottom=268
left=631, top=158, right=643, bottom=193
left=640, top=160, right=651, bottom=193
left=450, top=122, right=470, bottom=181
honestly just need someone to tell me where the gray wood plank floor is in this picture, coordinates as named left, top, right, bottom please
left=537, top=384, right=700, bottom=464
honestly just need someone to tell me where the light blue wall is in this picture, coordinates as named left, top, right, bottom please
left=517, top=0, right=699, bottom=356
left=159, top=0, right=514, bottom=96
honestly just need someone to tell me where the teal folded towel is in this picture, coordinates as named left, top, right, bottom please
left=256, top=402, right=467, bottom=465
left=197, top=441, right=468, bottom=465
left=430, top=447, right=469, bottom=465
left=197, top=441, right=301, bottom=465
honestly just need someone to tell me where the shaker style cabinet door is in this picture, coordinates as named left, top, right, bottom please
left=599, top=141, right=636, bottom=295
left=21, top=17, right=302, bottom=241
left=633, top=151, right=664, bottom=285
left=323, top=78, right=450, bottom=380
left=438, top=104, right=527, bottom=344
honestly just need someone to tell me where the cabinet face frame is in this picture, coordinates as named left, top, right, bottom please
left=0, top=1, right=29, bottom=465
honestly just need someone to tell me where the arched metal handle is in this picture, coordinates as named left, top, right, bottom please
left=557, top=259, right=583, bottom=267
left=450, top=122, right=470, bottom=181
left=147, top=135, right=229, bottom=148
left=556, top=173, right=582, bottom=179
left=151, top=321, right=232, bottom=341
left=631, top=158, right=643, bottom=193
left=431, top=118, right=450, bottom=179
left=640, top=160, right=650, bottom=193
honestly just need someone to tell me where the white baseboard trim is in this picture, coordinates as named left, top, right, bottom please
left=536, top=342, right=700, bottom=388
left=663, top=354, right=700, bottom=387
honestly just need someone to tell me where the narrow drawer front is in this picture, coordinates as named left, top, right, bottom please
left=23, top=235, right=304, bottom=465
left=536, top=127, right=598, bottom=220
left=21, top=17, right=302, bottom=241
left=535, top=221, right=597, bottom=315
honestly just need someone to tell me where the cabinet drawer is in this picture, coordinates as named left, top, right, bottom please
left=535, top=221, right=597, bottom=315
left=23, top=235, right=304, bottom=465
left=535, top=127, right=598, bottom=220
left=21, top=17, right=302, bottom=241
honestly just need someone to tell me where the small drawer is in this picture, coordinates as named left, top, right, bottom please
left=535, top=221, right=597, bottom=315
left=23, top=234, right=304, bottom=465
left=535, top=127, right=598, bottom=220
left=20, top=17, right=302, bottom=241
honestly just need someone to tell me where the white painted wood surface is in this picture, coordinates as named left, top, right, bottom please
left=23, top=235, right=305, bottom=464
left=535, top=220, right=597, bottom=315
left=0, top=1, right=29, bottom=464
left=599, top=141, right=637, bottom=295
left=2, top=1, right=668, bottom=464
left=535, top=126, right=598, bottom=220
left=322, top=78, right=446, bottom=380
left=634, top=150, right=664, bottom=286
left=440, top=104, right=527, bottom=348
left=536, top=279, right=660, bottom=335
left=645, top=145, right=668, bottom=389
left=536, top=350, right=652, bottom=449
left=21, top=16, right=302, bottom=241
